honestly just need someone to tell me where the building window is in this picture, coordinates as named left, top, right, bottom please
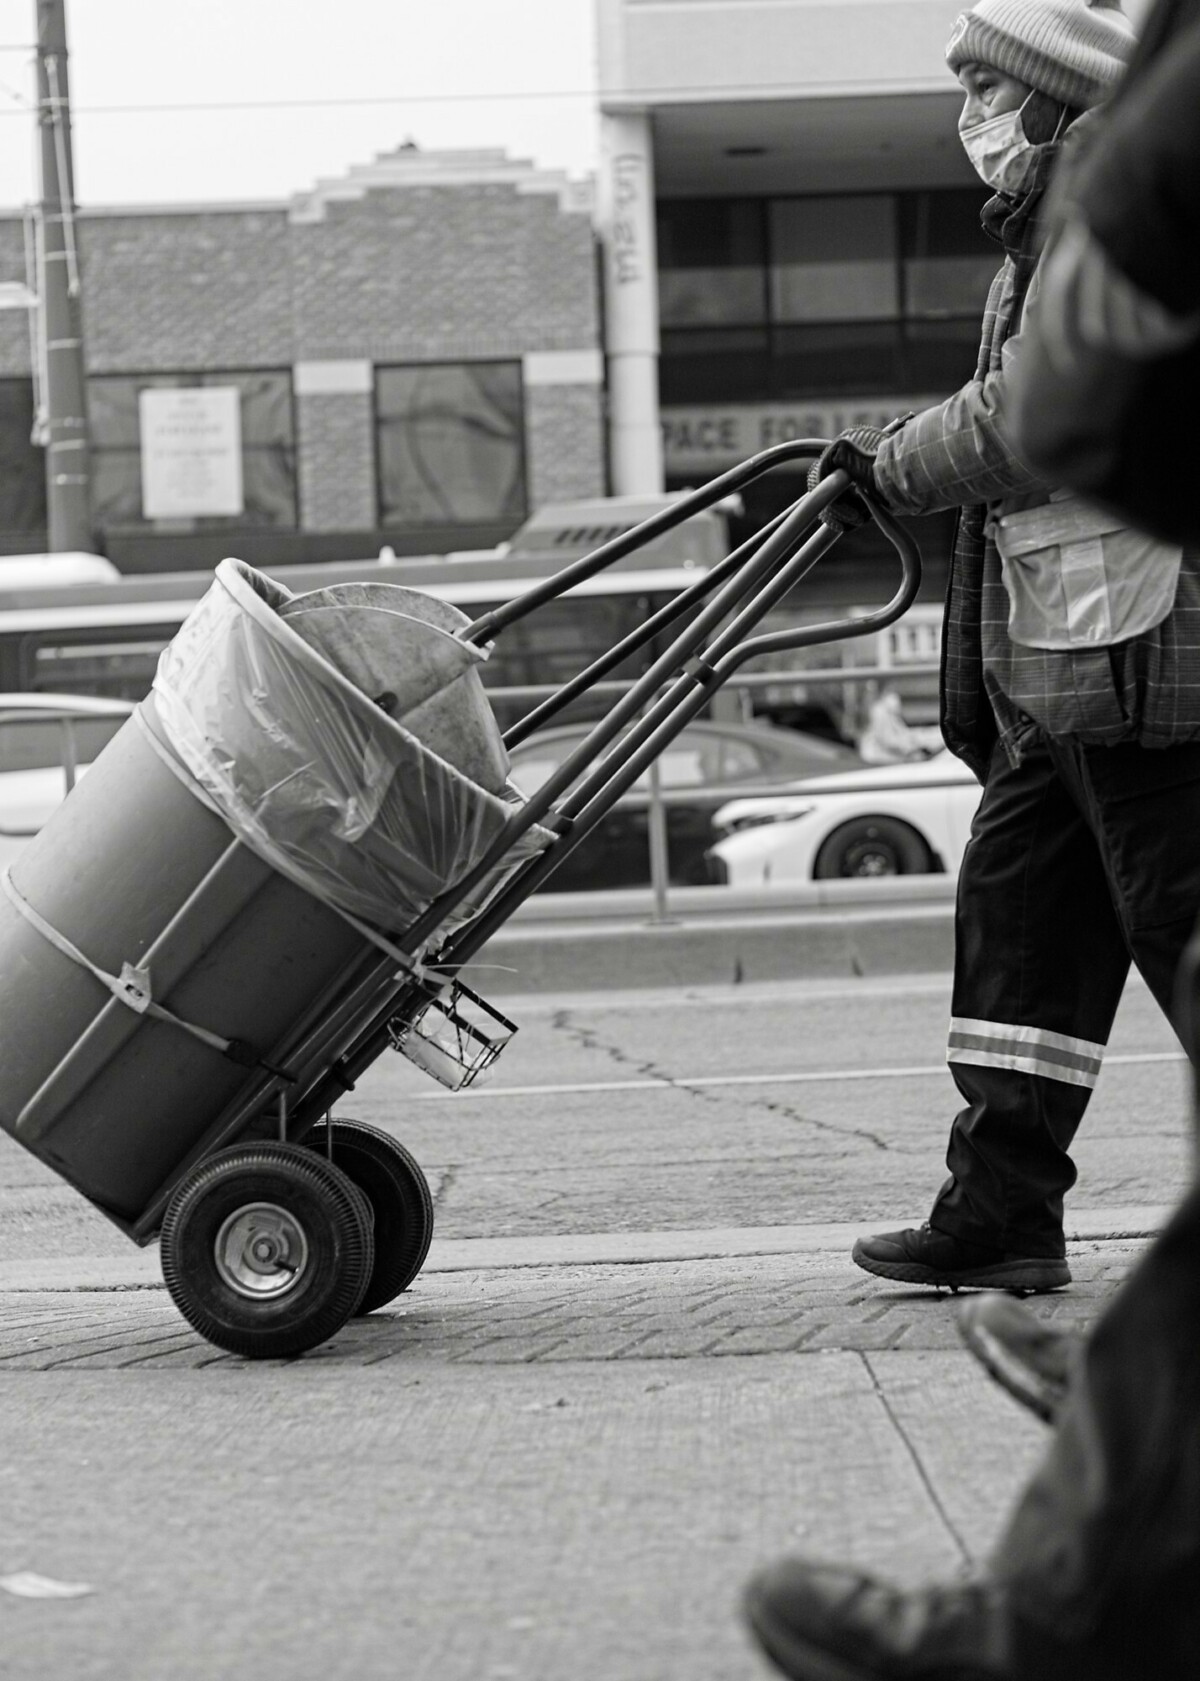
left=769, top=196, right=899, bottom=323
left=658, top=189, right=997, bottom=402
left=657, top=200, right=767, bottom=327
left=87, top=370, right=297, bottom=531
left=375, top=361, right=527, bottom=529
left=900, top=189, right=999, bottom=318
left=0, top=378, right=46, bottom=538
left=659, top=328, right=771, bottom=405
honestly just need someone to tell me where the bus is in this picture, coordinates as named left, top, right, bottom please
left=0, top=494, right=731, bottom=734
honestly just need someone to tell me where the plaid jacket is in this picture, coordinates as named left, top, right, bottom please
left=873, top=162, right=1200, bottom=781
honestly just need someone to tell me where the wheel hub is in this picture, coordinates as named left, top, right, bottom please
left=214, top=1202, right=310, bottom=1299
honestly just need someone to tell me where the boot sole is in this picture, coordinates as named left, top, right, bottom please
left=744, top=1581, right=877, bottom=1681
left=956, top=1316, right=1066, bottom=1424
left=851, top=1243, right=1070, bottom=1294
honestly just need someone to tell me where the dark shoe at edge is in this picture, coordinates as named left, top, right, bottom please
left=744, top=1558, right=1017, bottom=1681
left=957, top=1292, right=1080, bottom=1424
left=851, top=1223, right=1069, bottom=1294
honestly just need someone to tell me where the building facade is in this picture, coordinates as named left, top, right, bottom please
left=0, top=149, right=605, bottom=571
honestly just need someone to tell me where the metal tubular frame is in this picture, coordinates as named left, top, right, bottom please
left=276, top=462, right=923, bottom=1139
left=101, top=441, right=921, bottom=1230
left=501, top=501, right=797, bottom=749
left=460, top=438, right=834, bottom=648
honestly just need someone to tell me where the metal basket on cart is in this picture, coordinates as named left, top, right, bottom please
left=0, top=441, right=920, bottom=1359
left=388, top=979, right=516, bottom=1092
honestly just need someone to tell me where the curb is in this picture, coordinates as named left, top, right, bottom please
left=0, top=1207, right=1166, bottom=1293
left=467, top=882, right=957, bottom=993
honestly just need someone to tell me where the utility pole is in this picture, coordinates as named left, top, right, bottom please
left=36, top=0, right=92, bottom=552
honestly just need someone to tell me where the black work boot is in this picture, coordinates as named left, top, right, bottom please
left=742, top=1557, right=1150, bottom=1681
left=851, top=1223, right=1069, bottom=1293
left=743, top=1560, right=1019, bottom=1681
left=957, top=1293, right=1081, bottom=1423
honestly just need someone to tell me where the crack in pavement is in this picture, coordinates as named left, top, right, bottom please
left=551, top=1009, right=891, bottom=1152
left=432, top=1165, right=459, bottom=1208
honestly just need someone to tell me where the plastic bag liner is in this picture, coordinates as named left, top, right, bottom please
left=152, top=559, right=553, bottom=943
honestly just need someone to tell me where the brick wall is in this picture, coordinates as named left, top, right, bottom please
left=81, top=210, right=293, bottom=372
left=290, top=182, right=599, bottom=362
left=296, top=389, right=376, bottom=532
left=0, top=153, right=606, bottom=561
left=526, top=383, right=607, bottom=507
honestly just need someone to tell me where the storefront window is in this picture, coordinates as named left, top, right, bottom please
left=772, top=321, right=904, bottom=400
left=658, top=188, right=994, bottom=402
left=87, top=370, right=297, bottom=531
left=901, top=189, right=997, bottom=318
left=903, top=318, right=986, bottom=390
left=659, top=328, right=771, bottom=404
left=0, top=378, right=46, bottom=538
left=657, top=201, right=768, bottom=327
left=769, top=196, right=899, bottom=323
left=375, top=361, right=527, bottom=528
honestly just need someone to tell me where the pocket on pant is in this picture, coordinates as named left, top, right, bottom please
left=1083, top=742, right=1200, bottom=931
left=995, top=493, right=1182, bottom=651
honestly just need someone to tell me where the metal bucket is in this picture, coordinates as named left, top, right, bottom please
left=280, top=583, right=510, bottom=793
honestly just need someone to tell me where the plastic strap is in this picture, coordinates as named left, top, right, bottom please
left=329, top=901, right=429, bottom=982
left=0, top=868, right=291, bottom=1078
left=132, top=705, right=225, bottom=817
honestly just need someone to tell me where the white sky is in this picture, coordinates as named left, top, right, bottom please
left=0, top=0, right=599, bottom=208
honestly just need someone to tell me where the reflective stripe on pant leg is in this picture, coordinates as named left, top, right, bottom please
left=948, top=1017, right=1106, bottom=1090
left=933, top=741, right=1128, bottom=1251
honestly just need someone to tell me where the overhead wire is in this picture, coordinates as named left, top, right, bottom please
left=0, top=74, right=941, bottom=118
left=0, top=85, right=601, bottom=116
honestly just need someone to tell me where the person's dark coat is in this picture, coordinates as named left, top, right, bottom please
left=1011, top=17, right=1200, bottom=545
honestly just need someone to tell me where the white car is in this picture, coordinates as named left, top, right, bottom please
left=707, top=748, right=981, bottom=883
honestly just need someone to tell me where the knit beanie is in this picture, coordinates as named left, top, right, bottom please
left=946, top=0, right=1135, bottom=110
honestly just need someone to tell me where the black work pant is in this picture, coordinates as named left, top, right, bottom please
left=931, top=734, right=1200, bottom=1256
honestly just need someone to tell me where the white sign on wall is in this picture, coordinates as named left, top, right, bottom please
left=139, top=386, right=244, bottom=519
left=661, top=397, right=940, bottom=475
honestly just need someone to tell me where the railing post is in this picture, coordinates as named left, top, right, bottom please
left=645, top=756, right=673, bottom=923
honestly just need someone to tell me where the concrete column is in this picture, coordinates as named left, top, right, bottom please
left=598, top=109, right=663, bottom=495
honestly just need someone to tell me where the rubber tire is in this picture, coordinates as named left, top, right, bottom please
left=813, top=815, right=932, bottom=879
left=305, top=1120, right=435, bottom=1313
left=159, top=1143, right=375, bottom=1359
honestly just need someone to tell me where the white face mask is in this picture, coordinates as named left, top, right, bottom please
left=959, top=98, right=1037, bottom=196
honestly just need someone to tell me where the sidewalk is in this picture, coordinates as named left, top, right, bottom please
left=0, top=1212, right=1153, bottom=1680
left=0, top=1203, right=1165, bottom=1295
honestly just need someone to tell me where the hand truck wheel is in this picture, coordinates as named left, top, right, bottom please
left=305, top=1119, right=434, bottom=1313
left=159, top=1142, right=375, bottom=1358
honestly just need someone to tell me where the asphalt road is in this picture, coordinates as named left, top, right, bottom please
left=0, top=970, right=1190, bottom=1679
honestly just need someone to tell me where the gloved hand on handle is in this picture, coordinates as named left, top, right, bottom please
left=806, top=417, right=912, bottom=532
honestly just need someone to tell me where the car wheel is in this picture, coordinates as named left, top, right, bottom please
left=813, top=816, right=933, bottom=879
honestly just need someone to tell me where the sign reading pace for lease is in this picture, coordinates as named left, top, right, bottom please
left=660, top=398, right=939, bottom=475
